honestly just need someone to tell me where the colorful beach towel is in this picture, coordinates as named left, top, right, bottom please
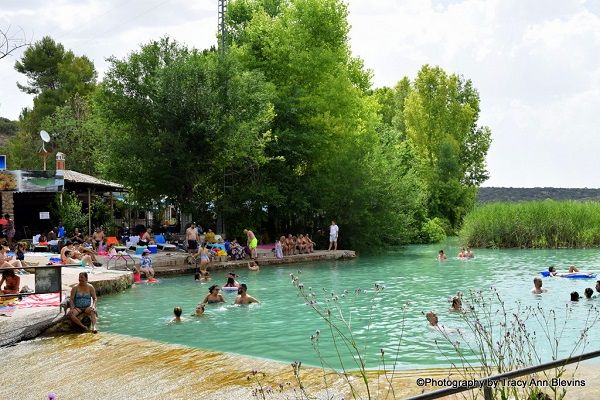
left=18, top=293, right=62, bottom=308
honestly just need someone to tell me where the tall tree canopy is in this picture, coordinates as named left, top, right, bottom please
left=223, top=0, right=429, bottom=247
left=8, top=36, right=97, bottom=169
left=95, top=38, right=275, bottom=208
left=376, top=65, right=492, bottom=229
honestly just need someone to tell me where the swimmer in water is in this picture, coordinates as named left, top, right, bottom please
left=531, top=277, right=547, bottom=294
left=170, top=306, right=183, bottom=323
left=193, top=303, right=205, bottom=316
left=437, top=250, right=447, bottom=261
left=248, top=260, right=260, bottom=271
left=201, top=285, right=225, bottom=305
left=584, top=288, right=594, bottom=299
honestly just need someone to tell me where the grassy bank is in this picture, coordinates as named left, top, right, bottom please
left=460, top=200, right=600, bottom=248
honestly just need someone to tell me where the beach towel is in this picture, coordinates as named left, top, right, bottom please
left=18, top=293, right=62, bottom=308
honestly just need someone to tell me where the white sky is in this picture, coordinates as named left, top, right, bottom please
left=1, top=0, right=600, bottom=188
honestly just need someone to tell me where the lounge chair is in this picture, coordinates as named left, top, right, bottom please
left=155, top=234, right=176, bottom=251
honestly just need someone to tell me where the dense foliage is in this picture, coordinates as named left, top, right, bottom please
left=51, top=192, right=88, bottom=234
left=461, top=200, right=600, bottom=248
left=4, top=0, right=492, bottom=249
left=7, top=36, right=97, bottom=171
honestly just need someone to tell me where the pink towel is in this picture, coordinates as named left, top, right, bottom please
left=18, top=293, right=61, bottom=308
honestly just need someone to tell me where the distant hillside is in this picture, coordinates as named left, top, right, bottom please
left=477, top=187, right=600, bottom=203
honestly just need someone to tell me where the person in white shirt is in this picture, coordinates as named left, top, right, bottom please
left=328, top=220, right=339, bottom=251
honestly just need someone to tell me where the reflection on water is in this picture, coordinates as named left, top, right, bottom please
left=98, top=244, right=600, bottom=369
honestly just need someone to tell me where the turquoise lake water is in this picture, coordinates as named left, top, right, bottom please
left=98, top=243, right=600, bottom=369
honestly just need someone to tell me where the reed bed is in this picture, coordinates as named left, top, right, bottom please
left=460, top=200, right=600, bottom=248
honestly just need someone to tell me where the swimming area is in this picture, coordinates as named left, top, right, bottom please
left=98, top=243, right=600, bottom=369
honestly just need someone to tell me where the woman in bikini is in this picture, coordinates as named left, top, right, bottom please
left=0, top=268, right=20, bottom=295
left=200, top=285, right=225, bottom=305
left=0, top=246, right=23, bottom=269
left=195, top=245, right=211, bottom=272
left=68, top=272, right=98, bottom=333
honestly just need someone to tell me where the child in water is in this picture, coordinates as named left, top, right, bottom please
left=437, top=250, right=447, bottom=261
left=193, top=304, right=205, bottom=316
left=170, top=306, right=183, bottom=323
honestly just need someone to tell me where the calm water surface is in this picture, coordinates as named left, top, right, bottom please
left=98, top=243, right=600, bottom=369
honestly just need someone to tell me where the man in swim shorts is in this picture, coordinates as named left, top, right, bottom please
left=244, top=229, right=258, bottom=259
left=186, top=223, right=199, bottom=254
left=328, top=220, right=339, bottom=251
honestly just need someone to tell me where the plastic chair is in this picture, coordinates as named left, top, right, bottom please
left=155, top=234, right=176, bottom=250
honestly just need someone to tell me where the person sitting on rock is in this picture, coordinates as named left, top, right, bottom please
left=68, top=272, right=98, bottom=333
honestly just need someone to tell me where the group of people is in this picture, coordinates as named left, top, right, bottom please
left=436, top=247, right=475, bottom=261
left=60, top=240, right=103, bottom=267
left=171, top=273, right=260, bottom=322
left=531, top=266, right=600, bottom=302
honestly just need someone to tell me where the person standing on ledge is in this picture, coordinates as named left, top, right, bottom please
left=186, top=223, right=199, bottom=255
left=328, top=220, right=339, bottom=251
left=244, top=229, right=258, bottom=259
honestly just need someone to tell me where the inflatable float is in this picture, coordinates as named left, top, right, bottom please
left=540, top=271, right=596, bottom=279
left=221, top=286, right=239, bottom=292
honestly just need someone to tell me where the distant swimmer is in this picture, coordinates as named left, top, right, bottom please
left=457, top=248, right=466, bottom=258
left=426, top=311, right=459, bottom=334
left=531, top=277, right=547, bottom=294
left=437, top=250, right=447, bottom=261
left=466, top=248, right=474, bottom=258
left=584, top=288, right=594, bottom=299
left=570, top=291, right=581, bottom=302
left=170, top=306, right=184, bottom=323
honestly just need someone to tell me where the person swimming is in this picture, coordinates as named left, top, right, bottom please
left=201, top=285, right=225, bottom=305
left=193, top=303, right=205, bottom=316
left=437, top=250, right=447, bottom=261
left=584, top=288, right=594, bottom=299
left=170, top=306, right=183, bottom=323
left=531, top=277, right=547, bottom=294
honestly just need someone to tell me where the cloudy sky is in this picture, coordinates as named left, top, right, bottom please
left=1, top=0, right=599, bottom=188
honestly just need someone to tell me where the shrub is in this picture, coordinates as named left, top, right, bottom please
left=421, top=218, right=447, bottom=243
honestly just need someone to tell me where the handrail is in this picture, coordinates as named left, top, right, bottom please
left=405, top=348, right=600, bottom=400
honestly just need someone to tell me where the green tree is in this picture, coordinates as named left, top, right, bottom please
left=40, top=94, right=104, bottom=174
left=95, top=38, right=275, bottom=210
left=402, top=65, right=491, bottom=227
left=8, top=36, right=96, bottom=169
left=225, top=0, right=429, bottom=248
left=52, top=191, right=87, bottom=235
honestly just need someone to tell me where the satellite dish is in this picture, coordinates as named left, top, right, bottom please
left=40, top=130, right=51, bottom=142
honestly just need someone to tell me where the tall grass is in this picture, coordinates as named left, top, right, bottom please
left=460, top=200, right=600, bottom=248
